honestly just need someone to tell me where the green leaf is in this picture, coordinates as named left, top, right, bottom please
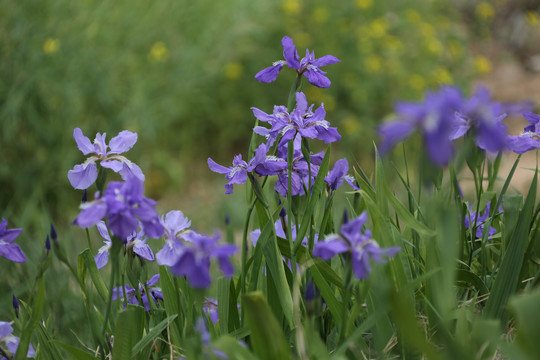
left=509, top=288, right=540, bottom=358
left=255, top=202, right=294, bottom=327
left=158, top=266, right=183, bottom=343
left=81, top=248, right=108, bottom=302
left=294, top=147, right=331, bottom=253
left=112, top=307, right=144, bottom=360
left=217, top=277, right=231, bottom=334
left=35, top=323, right=64, bottom=360
left=485, top=171, right=537, bottom=321
left=14, top=277, right=46, bottom=360
left=308, top=255, right=343, bottom=325
left=132, top=315, right=178, bottom=355
left=242, top=292, right=291, bottom=360
left=213, top=336, right=258, bottom=360
left=53, top=341, right=99, bottom=360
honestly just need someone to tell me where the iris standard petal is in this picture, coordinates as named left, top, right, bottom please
left=281, top=36, right=300, bottom=69
left=68, top=162, right=98, bottom=190
left=73, top=128, right=95, bottom=155
left=208, top=158, right=231, bottom=174
left=312, top=54, right=341, bottom=67
left=108, top=130, right=138, bottom=154
left=255, top=63, right=283, bottom=83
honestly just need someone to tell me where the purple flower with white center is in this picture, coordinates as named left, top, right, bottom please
left=255, top=36, right=340, bottom=88
left=0, top=219, right=26, bottom=263
left=67, top=128, right=145, bottom=190
left=313, top=212, right=400, bottom=279
left=208, top=154, right=252, bottom=195
left=325, top=159, right=360, bottom=191
left=168, top=231, right=237, bottom=288
left=94, top=221, right=154, bottom=269
left=0, top=321, right=35, bottom=358
left=379, top=86, right=464, bottom=165
left=450, top=87, right=508, bottom=152
left=156, top=210, right=192, bottom=266
left=73, top=176, right=164, bottom=241
left=252, top=92, right=340, bottom=150
left=507, top=112, right=540, bottom=154
left=464, top=202, right=498, bottom=240
left=112, top=274, right=163, bottom=311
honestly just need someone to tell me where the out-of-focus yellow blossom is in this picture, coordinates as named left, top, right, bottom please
left=312, top=6, right=329, bottom=24
left=432, top=68, right=452, bottom=84
left=406, top=9, right=421, bottom=24
left=436, top=16, right=451, bottom=31
left=409, top=75, right=425, bottom=91
left=342, top=115, right=360, bottom=135
left=448, top=40, right=464, bottom=57
left=357, top=36, right=373, bottom=54
left=355, top=0, right=372, bottom=10
left=148, top=42, right=169, bottom=62
left=293, top=32, right=311, bottom=49
left=526, top=11, right=539, bottom=27
left=369, top=18, right=389, bottom=38
left=283, top=0, right=301, bottom=15
left=476, top=2, right=495, bottom=20
left=419, top=22, right=436, bottom=38
left=365, top=55, right=382, bottom=72
left=224, top=62, right=243, bottom=80
left=43, top=38, right=60, bottom=54
left=474, top=56, right=492, bottom=74
left=383, top=35, right=403, bottom=53
left=342, top=73, right=358, bottom=89
left=426, top=38, right=443, bottom=55
left=338, top=18, right=353, bottom=33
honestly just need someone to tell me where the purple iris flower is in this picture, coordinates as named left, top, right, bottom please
left=203, top=298, right=219, bottom=325
left=252, top=92, right=341, bottom=150
left=507, top=112, right=540, bottom=154
left=68, top=128, right=145, bottom=190
left=255, top=36, right=340, bottom=88
left=0, top=321, right=35, bottom=358
left=464, top=202, right=498, bottom=240
left=379, top=86, right=464, bottom=165
left=73, top=176, right=164, bottom=241
left=94, top=221, right=155, bottom=269
left=0, top=219, right=26, bottom=263
left=168, top=231, right=237, bottom=288
left=313, top=212, right=400, bottom=279
left=156, top=210, right=192, bottom=267
left=449, top=87, right=508, bottom=152
left=274, top=136, right=324, bottom=197
left=208, top=144, right=287, bottom=194
left=112, top=274, right=163, bottom=311
left=325, top=159, right=360, bottom=191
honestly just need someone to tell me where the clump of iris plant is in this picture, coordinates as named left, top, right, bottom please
left=255, top=36, right=340, bottom=88
left=73, top=176, right=164, bottom=241
left=313, top=212, right=400, bottom=279
left=68, top=128, right=144, bottom=190
left=0, top=219, right=26, bottom=263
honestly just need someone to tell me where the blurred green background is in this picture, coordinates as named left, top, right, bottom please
left=1, top=0, right=539, bottom=344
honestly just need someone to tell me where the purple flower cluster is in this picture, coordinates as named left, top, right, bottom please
left=0, top=219, right=26, bottom=263
left=73, top=176, right=164, bottom=241
left=313, top=212, right=400, bottom=279
left=255, top=36, right=340, bottom=88
left=379, top=86, right=512, bottom=165
left=112, top=274, right=163, bottom=311
left=464, top=202, right=498, bottom=240
left=0, top=321, right=35, bottom=359
left=68, top=128, right=144, bottom=190
left=94, top=221, right=154, bottom=269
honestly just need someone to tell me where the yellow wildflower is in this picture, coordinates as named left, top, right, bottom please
left=342, top=115, right=360, bottom=135
left=426, top=38, right=443, bottom=55
left=476, top=2, right=495, bottom=20
left=406, top=9, right=421, bottom=24
left=355, top=0, right=372, bottom=10
left=365, top=55, right=382, bottom=72
left=148, top=42, right=169, bottom=62
left=474, top=56, right=492, bottom=74
left=282, top=0, right=301, bottom=15
left=448, top=40, right=464, bottom=57
left=369, top=18, right=389, bottom=38
left=224, top=62, right=243, bottom=80
left=526, top=11, right=539, bottom=27
left=43, top=38, right=60, bottom=54
left=409, top=75, right=425, bottom=91
left=432, top=68, right=453, bottom=84
left=419, top=22, right=435, bottom=38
